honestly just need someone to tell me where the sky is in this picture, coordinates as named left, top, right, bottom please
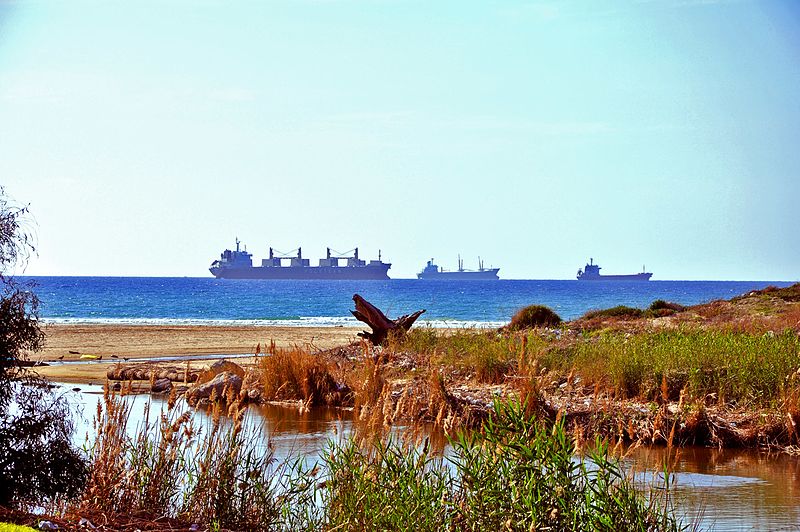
left=1, top=0, right=799, bottom=280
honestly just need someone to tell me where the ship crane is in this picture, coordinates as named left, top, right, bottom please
left=269, top=247, right=302, bottom=259
left=327, top=247, right=359, bottom=260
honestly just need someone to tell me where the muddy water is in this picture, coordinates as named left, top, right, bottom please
left=62, top=384, right=800, bottom=531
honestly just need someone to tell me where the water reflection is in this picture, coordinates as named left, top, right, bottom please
left=627, top=446, right=800, bottom=530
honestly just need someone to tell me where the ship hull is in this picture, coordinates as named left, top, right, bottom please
left=417, top=268, right=500, bottom=280
left=577, top=272, right=652, bottom=281
left=210, top=264, right=391, bottom=280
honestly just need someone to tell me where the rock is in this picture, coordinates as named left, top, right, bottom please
left=198, top=359, right=246, bottom=384
left=151, top=378, right=173, bottom=394
left=185, top=371, right=243, bottom=406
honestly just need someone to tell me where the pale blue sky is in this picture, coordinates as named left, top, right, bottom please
left=1, top=0, right=798, bottom=280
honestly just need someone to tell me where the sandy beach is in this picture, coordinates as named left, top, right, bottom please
left=31, top=324, right=362, bottom=384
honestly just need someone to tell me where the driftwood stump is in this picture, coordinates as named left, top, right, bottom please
left=351, top=294, right=426, bottom=345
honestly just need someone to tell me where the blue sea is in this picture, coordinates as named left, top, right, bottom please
left=20, top=277, right=795, bottom=327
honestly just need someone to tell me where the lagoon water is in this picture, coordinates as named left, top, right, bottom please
left=23, top=277, right=795, bottom=325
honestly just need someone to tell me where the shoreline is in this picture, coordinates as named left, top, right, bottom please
left=33, top=324, right=362, bottom=384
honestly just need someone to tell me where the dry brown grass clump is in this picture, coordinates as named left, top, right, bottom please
left=259, top=347, right=352, bottom=407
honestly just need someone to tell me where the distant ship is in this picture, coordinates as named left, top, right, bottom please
left=576, top=258, right=652, bottom=281
left=209, top=239, right=391, bottom=280
left=417, top=256, right=500, bottom=280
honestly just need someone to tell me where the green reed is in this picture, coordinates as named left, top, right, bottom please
left=321, top=398, right=684, bottom=532
left=537, top=329, right=800, bottom=405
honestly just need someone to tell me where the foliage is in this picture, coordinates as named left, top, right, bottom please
left=322, top=438, right=453, bottom=530
left=508, top=304, right=562, bottom=330
left=536, top=328, right=800, bottom=405
left=0, top=187, right=87, bottom=508
left=418, top=329, right=516, bottom=383
left=451, top=399, right=681, bottom=531
left=321, top=398, right=682, bottom=531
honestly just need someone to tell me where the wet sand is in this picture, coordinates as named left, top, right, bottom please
left=31, top=324, right=361, bottom=384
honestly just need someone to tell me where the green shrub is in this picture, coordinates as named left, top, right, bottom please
left=648, top=300, right=686, bottom=314
left=508, top=305, right=562, bottom=330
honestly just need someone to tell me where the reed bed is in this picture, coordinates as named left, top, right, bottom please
left=77, top=386, right=306, bottom=530
left=68, top=389, right=683, bottom=531
left=400, top=324, right=800, bottom=410
left=536, top=329, right=800, bottom=406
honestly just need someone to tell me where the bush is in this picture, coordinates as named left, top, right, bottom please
left=508, top=305, right=562, bottom=330
left=649, top=300, right=686, bottom=313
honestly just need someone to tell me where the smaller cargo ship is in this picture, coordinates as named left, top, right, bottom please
left=577, top=258, right=652, bottom=281
left=417, top=256, right=500, bottom=280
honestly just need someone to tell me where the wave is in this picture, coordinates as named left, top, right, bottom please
left=41, top=316, right=506, bottom=329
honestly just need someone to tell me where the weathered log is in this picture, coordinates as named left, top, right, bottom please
left=351, top=294, right=425, bottom=345
left=106, top=365, right=199, bottom=383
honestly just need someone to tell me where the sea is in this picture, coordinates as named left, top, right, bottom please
left=20, top=277, right=796, bottom=327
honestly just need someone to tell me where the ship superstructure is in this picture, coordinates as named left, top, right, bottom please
left=417, top=256, right=500, bottom=280
left=576, top=258, right=652, bottom=281
left=210, top=239, right=391, bottom=279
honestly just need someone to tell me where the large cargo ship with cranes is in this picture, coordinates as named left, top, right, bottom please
left=209, top=239, right=391, bottom=279
left=417, top=256, right=500, bottom=280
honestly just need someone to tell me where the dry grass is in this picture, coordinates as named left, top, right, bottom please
left=259, top=346, right=352, bottom=407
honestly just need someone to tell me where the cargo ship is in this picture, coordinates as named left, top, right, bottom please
left=209, top=239, right=391, bottom=279
left=576, top=258, right=652, bottom=281
left=417, top=256, right=500, bottom=280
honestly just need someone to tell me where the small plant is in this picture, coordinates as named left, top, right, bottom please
left=508, top=304, right=562, bottom=330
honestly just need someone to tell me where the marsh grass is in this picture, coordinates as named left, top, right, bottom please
left=78, top=386, right=311, bottom=530
left=536, top=329, right=800, bottom=406
left=74, top=388, right=682, bottom=531
left=322, top=398, right=683, bottom=531
left=404, top=328, right=517, bottom=383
